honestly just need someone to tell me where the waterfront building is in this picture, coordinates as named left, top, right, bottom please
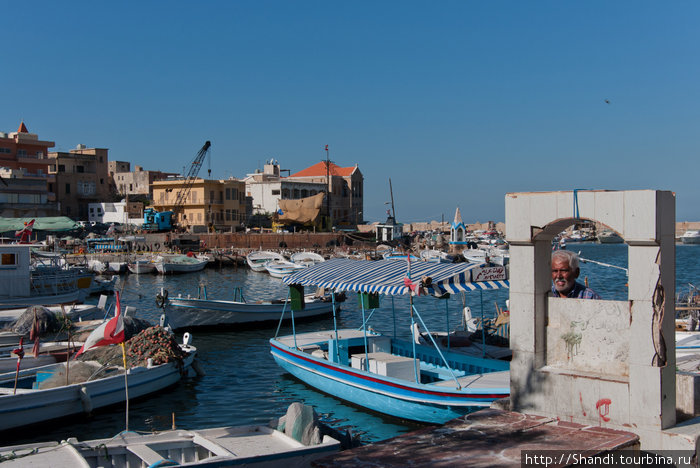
left=0, top=167, right=58, bottom=217
left=243, top=160, right=326, bottom=218
left=449, top=207, right=468, bottom=254
left=151, top=178, right=246, bottom=232
left=287, top=160, right=364, bottom=227
left=0, top=122, right=54, bottom=175
left=88, top=199, right=144, bottom=226
left=0, top=122, right=57, bottom=216
left=48, top=145, right=110, bottom=219
left=109, top=161, right=177, bottom=198
left=375, top=212, right=403, bottom=243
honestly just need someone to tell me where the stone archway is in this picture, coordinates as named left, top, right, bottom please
left=505, top=190, right=677, bottom=444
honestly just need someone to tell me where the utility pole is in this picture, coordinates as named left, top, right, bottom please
left=325, top=144, right=331, bottom=229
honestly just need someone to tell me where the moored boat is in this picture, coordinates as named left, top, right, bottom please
left=0, top=334, right=197, bottom=431
left=265, top=260, right=307, bottom=278
left=290, top=251, right=325, bottom=267
left=166, top=285, right=343, bottom=331
left=154, top=254, right=207, bottom=274
left=127, top=256, right=157, bottom=274
left=246, top=250, right=285, bottom=271
left=0, top=245, right=89, bottom=310
left=0, top=402, right=341, bottom=467
left=271, top=258, right=511, bottom=424
left=681, top=230, right=700, bottom=244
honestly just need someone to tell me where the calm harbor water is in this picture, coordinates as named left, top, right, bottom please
left=5, top=244, right=700, bottom=446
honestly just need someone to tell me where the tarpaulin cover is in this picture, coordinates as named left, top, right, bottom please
left=283, top=258, right=509, bottom=296
left=276, top=192, right=325, bottom=225
left=0, top=217, right=79, bottom=232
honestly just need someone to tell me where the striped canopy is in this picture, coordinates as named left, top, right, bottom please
left=283, top=258, right=509, bottom=296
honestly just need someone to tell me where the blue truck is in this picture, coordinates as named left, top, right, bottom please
left=142, top=208, right=174, bottom=232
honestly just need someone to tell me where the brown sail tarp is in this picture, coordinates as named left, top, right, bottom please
left=276, top=192, right=325, bottom=225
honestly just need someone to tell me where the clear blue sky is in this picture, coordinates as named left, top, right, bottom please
left=3, top=1, right=699, bottom=223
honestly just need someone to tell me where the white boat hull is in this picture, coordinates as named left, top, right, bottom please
left=246, top=251, right=284, bottom=271
left=0, top=412, right=340, bottom=467
left=127, top=260, right=157, bottom=274
left=0, top=348, right=195, bottom=431
left=155, top=255, right=208, bottom=274
left=167, top=296, right=337, bottom=330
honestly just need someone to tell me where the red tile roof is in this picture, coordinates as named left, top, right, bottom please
left=289, top=161, right=355, bottom=178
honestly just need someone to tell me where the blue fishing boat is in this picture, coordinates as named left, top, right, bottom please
left=270, top=258, right=510, bottom=424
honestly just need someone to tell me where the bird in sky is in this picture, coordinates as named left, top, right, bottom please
left=604, top=99, right=611, bottom=104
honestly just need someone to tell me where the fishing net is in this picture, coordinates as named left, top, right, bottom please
left=77, top=325, right=184, bottom=368
left=6, top=306, right=62, bottom=335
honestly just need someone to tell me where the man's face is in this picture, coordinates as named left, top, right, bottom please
left=551, top=257, right=579, bottom=295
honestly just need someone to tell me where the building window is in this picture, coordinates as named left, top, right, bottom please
left=271, top=189, right=280, bottom=195
left=36, top=151, right=43, bottom=158
left=58, top=165, right=65, bottom=172
left=0, top=148, right=11, bottom=154
left=209, top=190, right=214, bottom=202
left=17, top=149, right=27, bottom=157
left=225, top=188, right=230, bottom=200
left=65, top=183, right=71, bottom=194
left=100, top=178, right=104, bottom=184
left=76, top=166, right=84, bottom=173
left=1, top=253, right=17, bottom=267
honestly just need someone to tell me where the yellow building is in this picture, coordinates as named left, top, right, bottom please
left=151, top=178, right=245, bottom=232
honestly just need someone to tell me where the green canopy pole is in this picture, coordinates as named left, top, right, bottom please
left=445, top=297, right=450, bottom=350
left=361, top=293, right=369, bottom=371
left=480, top=290, right=485, bottom=359
left=331, top=291, right=340, bottom=359
left=409, top=292, right=420, bottom=383
left=392, top=296, right=396, bottom=338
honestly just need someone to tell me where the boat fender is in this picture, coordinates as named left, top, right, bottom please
left=182, top=332, right=193, bottom=347
left=79, top=386, right=93, bottom=413
left=191, top=358, right=206, bottom=377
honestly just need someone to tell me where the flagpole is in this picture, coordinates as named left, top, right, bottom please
left=121, top=341, right=129, bottom=431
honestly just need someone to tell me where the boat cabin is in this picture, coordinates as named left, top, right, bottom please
left=0, top=245, right=31, bottom=298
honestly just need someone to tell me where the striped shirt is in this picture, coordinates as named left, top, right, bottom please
left=551, top=281, right=601, bottom=299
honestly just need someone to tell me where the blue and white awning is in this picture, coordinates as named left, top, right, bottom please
left=283, top=258, right=508, bottom=296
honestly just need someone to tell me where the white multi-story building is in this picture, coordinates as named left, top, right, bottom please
left=243, top=160, right=326, bottom=215
left=88, top=199, right=143, bottom=226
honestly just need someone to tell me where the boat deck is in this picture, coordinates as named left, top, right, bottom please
left=432, top=369, right=510, bottom=389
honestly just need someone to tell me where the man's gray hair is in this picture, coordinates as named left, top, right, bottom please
left=551, top=249, right=580, bottom=270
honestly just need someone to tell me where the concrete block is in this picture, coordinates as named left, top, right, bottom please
left=509, top=292, right=535, bottom=353
left=629, top=365, right=664, bottom=429
left=676, top=372, right=700, bottom=420
left=593, top=191, right=625, bottom=236
left=656, top=191, right=676, bottom=239
left=627, top=246, right=660, bottom=302
left=624, top=190, right=658, bottom=242
left=508, top=245, right=535, bottom=294
left=505, top=193, right=532, bottom=242
left=628, top=301, right=657, bottom=366
left=554, top=192, right=573, bottom=220
left=530, top=192, right=562, bottom=228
